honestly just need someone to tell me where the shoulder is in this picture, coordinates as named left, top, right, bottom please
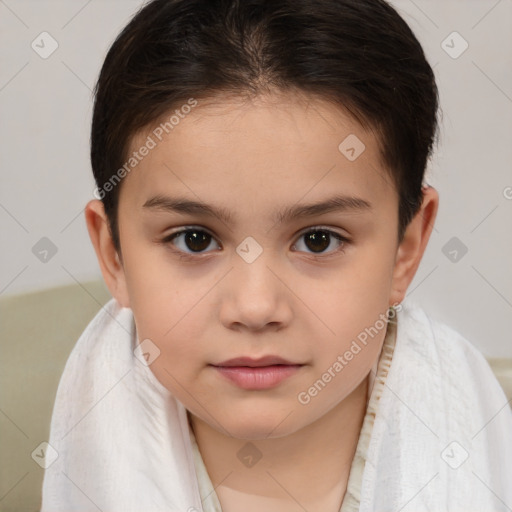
left=362, top=299, right=512, bottom=510
left=395, top=299, right=512, bottom=433
left=397, top=299, right=498, bottom=380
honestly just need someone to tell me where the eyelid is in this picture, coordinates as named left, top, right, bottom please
left=292, top=225, right=350, bottom=257
left=296, top=224, right=350, bottom=238
left=167, top=224, right=215, bottom=237
left=164, top=224, right=350, bottom=239
left=162, top=225, right=221, bottom=255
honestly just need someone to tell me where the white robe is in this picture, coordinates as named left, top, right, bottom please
left=40, top=297, right=512, bottom=512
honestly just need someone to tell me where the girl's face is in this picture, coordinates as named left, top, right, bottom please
left=109, top=92, right=409, bottom=439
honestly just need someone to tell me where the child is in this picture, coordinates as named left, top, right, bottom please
left=41, top=0, right=512, bottom=511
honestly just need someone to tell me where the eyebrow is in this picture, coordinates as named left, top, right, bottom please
left=142, top=194, right=372, bottom=225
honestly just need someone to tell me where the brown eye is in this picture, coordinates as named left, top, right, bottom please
left=163, top=228, right=219, bottom=254
left=304, top=231, right=330, bottom=253
left=293, top=228, right=348, bottom=255
left=183, top=230, right=211, bottom=252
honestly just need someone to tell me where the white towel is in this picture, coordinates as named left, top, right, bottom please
left=40, top=297, right=512, bottom=512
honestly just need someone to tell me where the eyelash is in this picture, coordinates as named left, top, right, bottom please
left=160, top=226, right=350, bottom=260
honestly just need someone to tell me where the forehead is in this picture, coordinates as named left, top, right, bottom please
left=119, top=92, right=396, bottom=220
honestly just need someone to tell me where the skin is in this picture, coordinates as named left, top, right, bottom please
left=85, top=90, right=438, bottom=511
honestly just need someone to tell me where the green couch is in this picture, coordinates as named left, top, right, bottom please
left=0, top=280, right=510, bottom=512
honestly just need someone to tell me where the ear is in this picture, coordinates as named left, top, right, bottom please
left=84, top=199, right=130, bottom=308
left=389, top=186, right=439, bottom=306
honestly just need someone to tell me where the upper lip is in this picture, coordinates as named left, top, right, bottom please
left=213, top=355, right=300, bottom=367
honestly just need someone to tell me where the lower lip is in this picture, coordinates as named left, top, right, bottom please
left=212, top=365, right=302, bottom=390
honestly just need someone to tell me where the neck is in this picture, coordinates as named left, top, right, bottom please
left=188, top=375, right=369, bottom=511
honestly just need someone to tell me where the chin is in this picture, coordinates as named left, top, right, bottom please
left=219, top=409, right=306, bottom=441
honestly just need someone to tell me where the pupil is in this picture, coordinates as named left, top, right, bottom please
left=185, top=231, right=210, bottom=252
left=305, top=231, right=329, bottom=253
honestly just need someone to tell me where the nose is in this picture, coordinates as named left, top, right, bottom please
left=218, top=251, right=293, bottom=333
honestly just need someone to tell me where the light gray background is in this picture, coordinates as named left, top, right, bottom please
left=1, top=0, right=511, bottom=357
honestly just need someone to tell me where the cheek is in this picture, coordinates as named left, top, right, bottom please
left=120, top=245, right=224, bottom=388
left=130, top=294, right=208, bottom=365
left=131, top=304, right=209, bottom=400
left=305, top=251, right=395, bottom=375
left=126, top=270, right=216, bottom=374
left=121, top=243, right=195, bottom=334
left=310, top=251, right=393, bottom=329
